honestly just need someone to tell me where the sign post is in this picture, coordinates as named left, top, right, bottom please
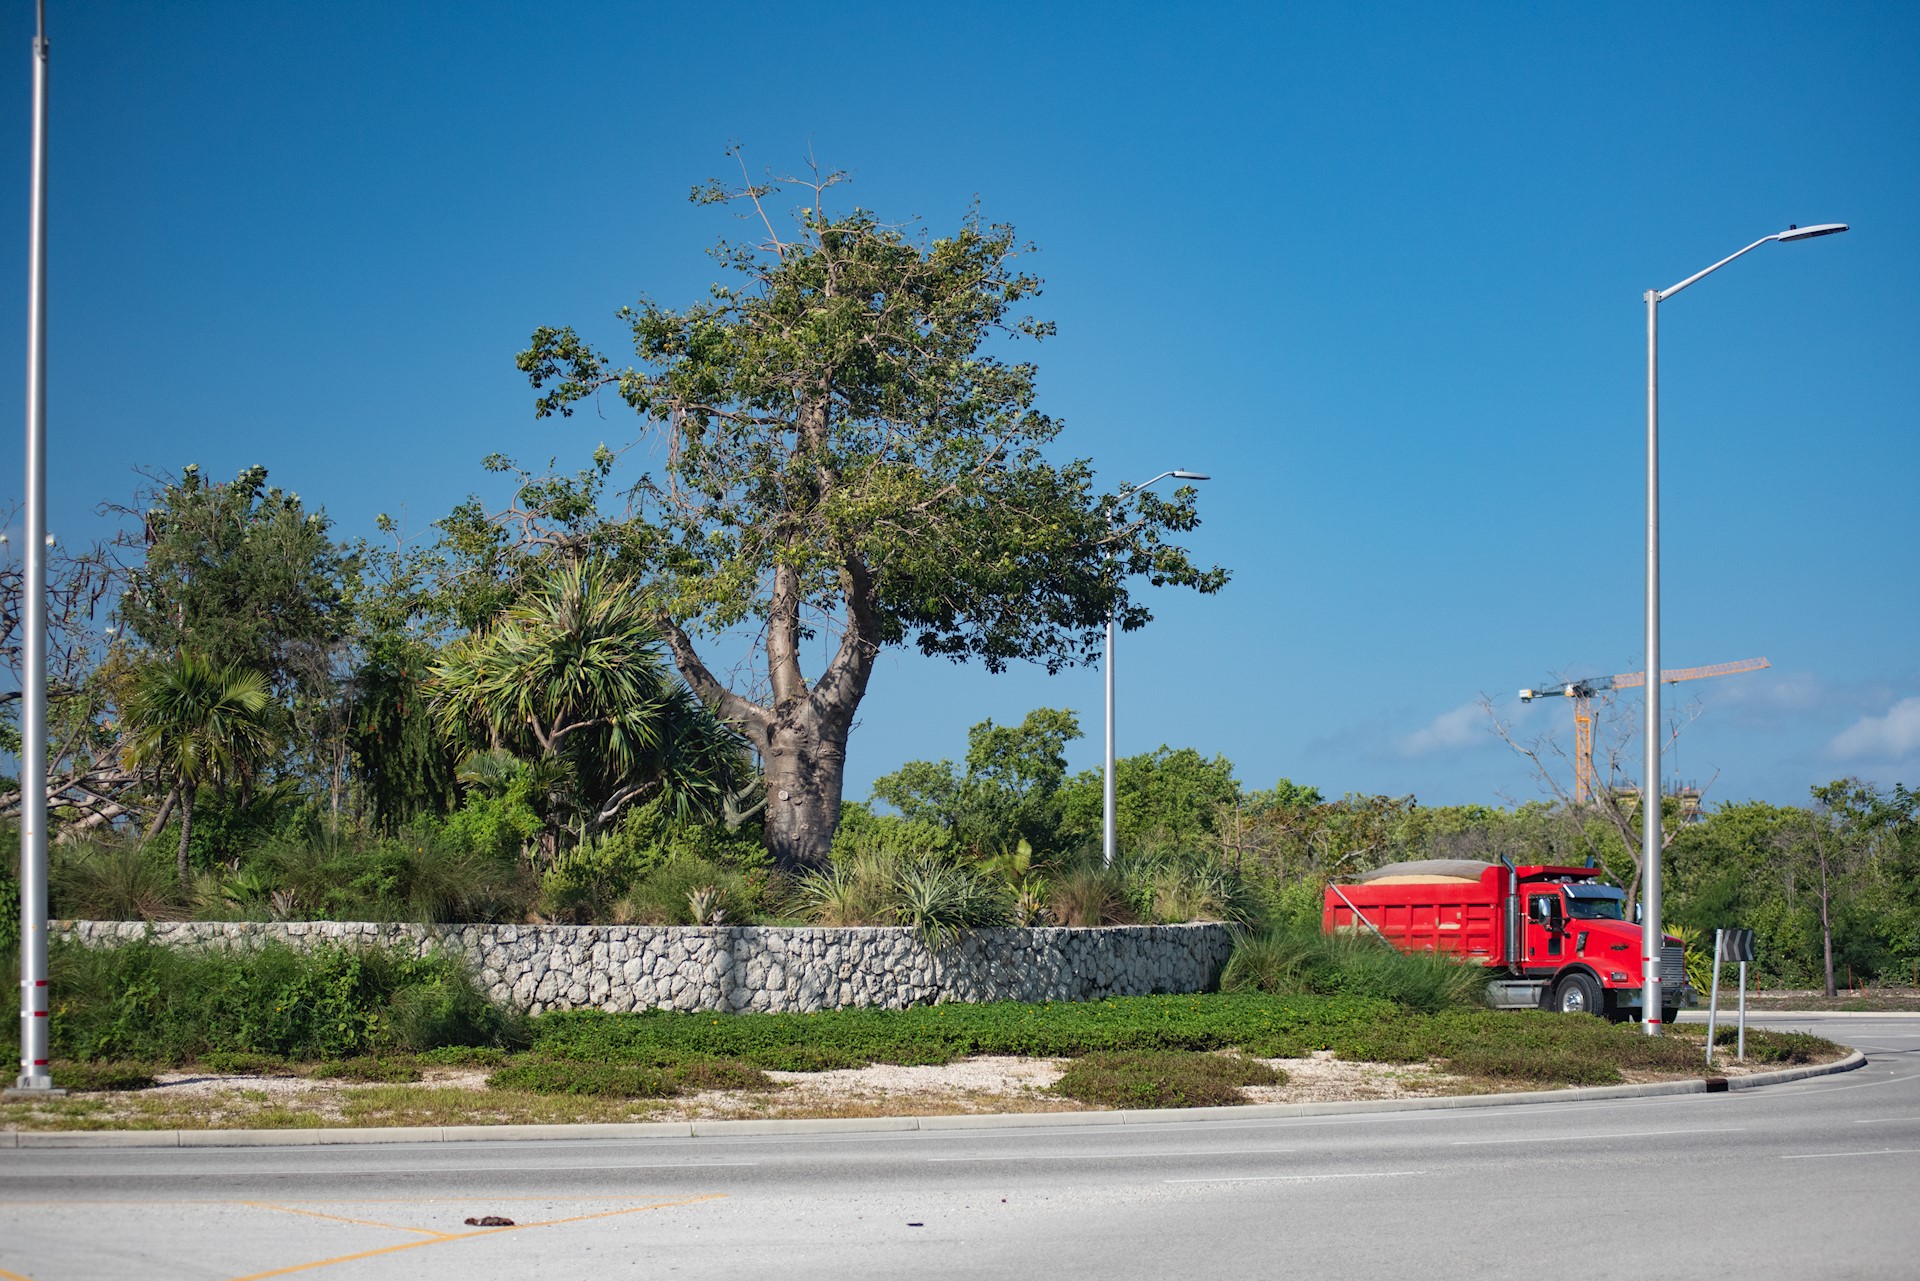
left=1739, top=959, right=1748, bottom=1059
left=1724, top=928, right=1756, bottom=1060
left=1705, top=928, right=1725, bottom=1066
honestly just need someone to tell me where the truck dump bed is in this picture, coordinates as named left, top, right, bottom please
left=1325, top=863, right=1506, bottom=965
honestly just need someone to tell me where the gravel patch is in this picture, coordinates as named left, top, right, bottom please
left=9, top=1046, right=1808, bottom=1131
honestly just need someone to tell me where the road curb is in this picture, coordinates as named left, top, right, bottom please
left=1723, top=1049, right=1866, bottom=1089
left=1678, top=1010, right=1920, bottom=1019
left=0, top=1050, right=1867, bottom=1151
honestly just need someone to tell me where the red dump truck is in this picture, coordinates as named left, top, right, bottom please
left=1322, top=859, right=1695, bottom=1022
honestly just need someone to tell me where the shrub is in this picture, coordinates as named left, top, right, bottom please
left=417, top=1044, right=509, bottom=1068
left=1052, top=1050, right=1282, bottom=1108
left=50, top=1060, right=158, bottom=1092
left=383, top=962, right=524, bottom=1052
left=199, top=1050, right=294, bottom=1075
left=35, top=938, right=521, bottom=1064
left=310, top=1056, right=423, bottom=1083
left=1714, top=1026, right=1829, bottom=1064
left=439, top=781, right=543, bottom=863
left=488, top=1059, right=681, bottom=1098
left=612, top=855, right=758, bottom=927
left=830, top=803, right=955, bottom=863
left=539, top=802, right=772, bottom=924
left=1220, top=921, right=1487, bottom=1013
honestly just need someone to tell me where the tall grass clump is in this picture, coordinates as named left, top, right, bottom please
left=890, top=859, right=1009, bottom=947
left=1120, top=852, right=1258, bottom=925
left=794, top=850, right=900, bottom=926
left=48, top=837, right=192, bottom=922
left=24, top=938, right=522, bottom=1064
left=795, top=850, right=1009, bottom=945
left=1046, top=863, right=1132, bottom=927
left=1220, top=921, right=1487, bottom=1013
left=238, top=818, right=530, bottom=924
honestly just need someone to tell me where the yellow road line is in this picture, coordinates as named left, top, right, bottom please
left=0, top=1264, right=38, bottom=1280
left=221, top=1193, right=725, bottom=1281
left=241, top=1202, right=456, bottom=1238
left=0, top=1193, right=696, bottom=1207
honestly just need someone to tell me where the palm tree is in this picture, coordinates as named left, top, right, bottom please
left=120, top=653, right=277, bottom=889
left=430, top=558, right=748, bottom=853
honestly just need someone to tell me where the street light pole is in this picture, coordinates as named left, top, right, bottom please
left=1103, top=469, right=1208, bottom=867
left=11, top=0, right=56, bottom=1095
left=1638, top=222, right=1847, bottom=1036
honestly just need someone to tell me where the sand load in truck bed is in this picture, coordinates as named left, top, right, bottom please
left=1352, top=859, right=1496, bottom=885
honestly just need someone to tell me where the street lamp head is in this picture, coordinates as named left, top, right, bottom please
left=1170, top=470, right=1210, bottom=481
left=1775, top=222, right=1848, bottom=242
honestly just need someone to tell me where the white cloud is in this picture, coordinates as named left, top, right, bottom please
left=1716, top=668, right=1825, bottom=717
left=1399, top=701, right=1491, bottom=758
left=1829, top=696, right=1920, bottom=760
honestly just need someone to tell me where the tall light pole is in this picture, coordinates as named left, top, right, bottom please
left=1639, top=222, right=1847, bottom=1036
left=1103, top=469, right=1209, bottom=867
left=11, top=0, right=56, bottom=1095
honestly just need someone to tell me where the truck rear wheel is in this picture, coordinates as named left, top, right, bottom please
left=1553, top=973, right=1601, bottom=1016
left=1661, top=1005, right=1680, bottom=1027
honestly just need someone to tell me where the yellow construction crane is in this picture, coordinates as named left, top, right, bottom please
left=1518, top=657, right=1770, bottom=804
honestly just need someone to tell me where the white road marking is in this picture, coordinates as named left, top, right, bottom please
left=1779, top=1148, right=1920, bottom=1161
left=1852, top=1117, right=1920, bottom=1124
left=498, top=1162, right=761, bottom=1171
left=928, top=1149, right=1296, bottom=1163
left=1164, top=1170, right=1423, bottom=1184
left=1772, top=1070, right=1920, bottom=1095
left=1450, top=1127, right=1743, bottom=1146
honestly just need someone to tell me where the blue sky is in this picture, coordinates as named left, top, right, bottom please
left=1, top=1, right=1914, bottom=809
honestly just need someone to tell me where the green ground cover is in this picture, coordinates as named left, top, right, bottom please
left=1051, top=1050, right=1284, bottom=1108
left=4, top=937, right=1846, bottom=1123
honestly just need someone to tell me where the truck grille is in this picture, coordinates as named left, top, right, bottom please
left=1660, top=944, right=1687, bottom=987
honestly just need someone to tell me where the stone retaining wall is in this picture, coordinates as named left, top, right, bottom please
left=55, top=920, right=1236, bottom=1015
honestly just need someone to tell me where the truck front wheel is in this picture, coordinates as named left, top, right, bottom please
left=1553, top=973, right=1601, bottom=1016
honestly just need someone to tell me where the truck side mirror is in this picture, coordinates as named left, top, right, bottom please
left=1633, top=902, right=1643, bottom=924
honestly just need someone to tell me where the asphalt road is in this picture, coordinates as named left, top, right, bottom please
left=2, top=1012, right=1915, bottom=1281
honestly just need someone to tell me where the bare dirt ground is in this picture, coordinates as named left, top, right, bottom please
left=1, top=1045, right=1811, bottom=1132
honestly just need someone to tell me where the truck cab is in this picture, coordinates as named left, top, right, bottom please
left=1517, top=876, right=1688, bottom=1019
left=1324, top=860, right=1695, bottom=1022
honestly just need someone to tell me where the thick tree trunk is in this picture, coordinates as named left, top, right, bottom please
left=176, top=789, right=196, bottom=893
left=760, top=711, right=850, bottom=873
left=651, top=517, right=881, bottom=876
